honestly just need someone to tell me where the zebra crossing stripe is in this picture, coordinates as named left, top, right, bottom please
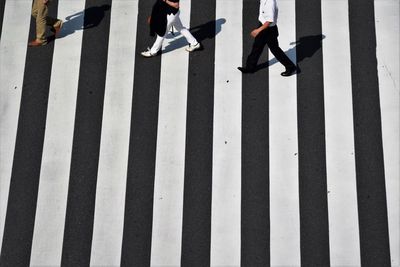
left=0, top=0, right=31, bottom=257
left=29, top=1, right=85, bottom=266
left=120, top=0, right=162, bottom=264
left=181, top=0, right=216, bottom=265
left=323, top=0, right=362, bottom=259
left=61, top=1, right=112, bottom=265
left=296, top=0, right=330, bottom=265
left=211, top=0, right=242, bottom=266
left=269, top=1, right=300, bottom=266
left=149, top=0, right=191, bottom=265
left=375, top=1, right=400, bottom=265
left=0, top=1, right=59, bottom=265
left=349, top=0, right=392, bottom=265
left=89, top=1, right=137, bottom=265
left=322, top=0, right=361, bottom=265
left=241, top=0, right=270, bottom=265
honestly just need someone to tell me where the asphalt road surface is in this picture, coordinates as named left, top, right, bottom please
left=0, top=0, right=399, bottom=266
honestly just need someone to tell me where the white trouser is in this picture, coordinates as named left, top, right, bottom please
left=150, top=10, right=198, bottom=54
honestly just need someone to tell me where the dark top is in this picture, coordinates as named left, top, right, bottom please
left=150, top=0, right=179, bottom=37
left=165, top=0, right=179, bottom=15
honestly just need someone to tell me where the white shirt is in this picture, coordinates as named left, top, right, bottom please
left=259, top=0, right=278, bottom=26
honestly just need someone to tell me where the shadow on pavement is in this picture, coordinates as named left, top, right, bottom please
left=56, top=4, right=111, bottom=39
left=256, top=34, right=326, bottom=72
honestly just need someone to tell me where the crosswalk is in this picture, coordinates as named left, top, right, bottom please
left=321, top=1, right=359, bottom=265
left=0, top=0, right=399, bottom=266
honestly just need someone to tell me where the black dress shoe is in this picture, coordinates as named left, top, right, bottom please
left=238, top=67, right=255, bottom=74
left=281, top=66, right=297, bottom=76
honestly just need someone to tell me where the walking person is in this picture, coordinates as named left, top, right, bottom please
left=28, top=0, right=63, bottom=47
left=141, top=0, right=201, bottom=57
left=238, top=0, right=297, bottom=76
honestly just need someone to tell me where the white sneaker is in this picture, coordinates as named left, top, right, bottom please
left=141, top=48, right=158, bottom=57
left=185, top=42, right=201, bottom=52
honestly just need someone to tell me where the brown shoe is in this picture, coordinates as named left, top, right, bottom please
left=28, top=40, right=46, bottom=47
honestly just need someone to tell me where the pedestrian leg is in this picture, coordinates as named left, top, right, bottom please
left=148, top=13, right=176, bottom=54
left=173, top=12, right=198, bottom=46
left=31, top=0, right=38, bottom=19
left=245, top=29, right=269, bottom=71
left=46, top=15, right=61, bottom=28
left=266, top=26, right=295, bottom=69
left=149, top=34, right=165, bottom=54
left=35, top=0, right=48, bottom=43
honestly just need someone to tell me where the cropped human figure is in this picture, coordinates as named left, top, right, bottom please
left=141, top=0, right=201, bottom=57
left=238, top=0, right=297, bottom=76
left=28, top=0, right=63, bottom=47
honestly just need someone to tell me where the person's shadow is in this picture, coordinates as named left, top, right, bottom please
left=255, top=34, right=326, bottom=72
left=162, top=18, right=226, bottom=54
left=55, top=4, right=111, bottom=39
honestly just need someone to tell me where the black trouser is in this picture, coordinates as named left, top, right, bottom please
left=246, top=25, right=295, bottom=71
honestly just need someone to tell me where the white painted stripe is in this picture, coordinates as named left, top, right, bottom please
left=29, top=1, right=85, bottom=265
left=321, top=0, right=361, bottom=265
left=375, top=1, right=400, bottom=266
left=89, top=1, right=138, bottom=265
left=269, top=1, right=301, bottom=266
left=210, top=1, right=242, bottom=266
left=149, top=1, right=191, bottom=265
left=0, top=0, right=31, bottom=255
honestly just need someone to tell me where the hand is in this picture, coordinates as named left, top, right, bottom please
left=250, top=28, right=260, bottom=38
left=43, top=0, right=49, bottom=4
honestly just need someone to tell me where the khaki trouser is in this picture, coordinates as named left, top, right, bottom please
left=31, top=0, right=61, bottom=43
